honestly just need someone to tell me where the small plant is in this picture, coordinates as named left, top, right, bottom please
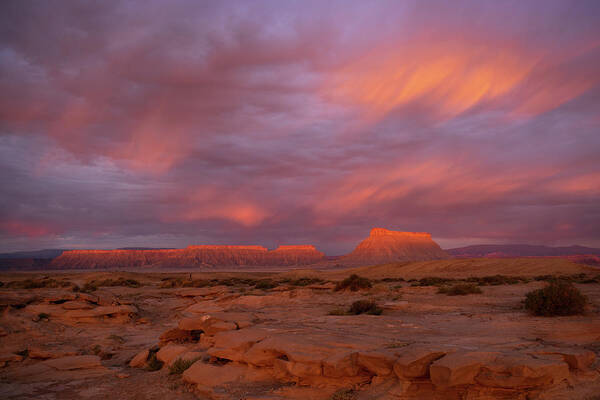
left=108, top=334, right=125, bottom=344
left=524, top=281, right=586, bottom=316
left=335, top=274, right=372, bottom=291
left=146, top=351, right=164, bottom=371
left=289, top=277, right=323, bottom=286
left=169, top=357, right=200, bottom=375
left=416, top=277, right=453, bottom=287
left=37, top=312, right=50, bottom=320
left=330, top=389, right=357, bottom=400
left=348, top=299, right=382, bottom=315
left=81, top=282, right=98, bottom=293
left=437, top=283, right=482, bottom=296
left=255, top=280, right=277, bottom=290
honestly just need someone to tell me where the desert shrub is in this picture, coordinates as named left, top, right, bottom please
left=108, top=334, right=125, bottom=344
left=16, top=349, right=28, bottom=358
left=92, top=278, right=141, bottom=288
left=288, top=277, right=323, bottom=286
left=437, top=283, right=482, bottom=296
left=335, top=274, right=372, bottom=291
left=348, top=299, right=382, bottom=315
left=381, top=277, right=404, bottom=282
left=255, top=280, right=277, bottom=290
left=182, top=279, right=211, bottom=288
left=81, top=282, right=98, bottom=293
left=146, top=351, right=163, bottom=371
left=160, top=278, right=183, bottom=288
left=415, top=277, right=453, bottom=287
left=330, top=389, right=357, bottom=400
left=217, top=278, right=258, bottom=287
left=472, top=275, right=523, bottom=286
left=169, top=357, right=200, bottom=375
left=524, top=281, right=586, bottom=316
left=6, top=278, right=68, bottom=289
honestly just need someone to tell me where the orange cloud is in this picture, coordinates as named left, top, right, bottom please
left=164, top=187, right=269, bottom=227
left=327, top=40, right=536, bottom=120
left=0, top=220, right=55, bottom=237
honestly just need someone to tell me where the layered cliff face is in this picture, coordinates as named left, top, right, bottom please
left=341, top=228, right=448, bottom=266
left=50, top=245, right=325, bottom=269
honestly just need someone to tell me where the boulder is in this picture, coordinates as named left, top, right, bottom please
left=156, top=343, right=188, bottom=366
left=182, top=361, right=246, bottom=387
left=129, top=349, right=149, bottom=368
left=531, top=349, right=596, bottom=371
left=394, top=347, right=448, bottom=378
left=322, top=351, right=359, bottom=378
left=0, top=353, right=23, bottom=362
left=28, top=346, right=78, bottom=360
left=475, top=354, right=569, bottom=389
left=430, top=352, right=498, bottom=388
left=208, top=327, right=269, bottom=362
left=357, top=350, right=397, bottom=376
left=61, top=301, right=93, bottom=310
left=159, top=328, right=195, bottom=345
left=179, top=312, right=252, bottom=335
left=243, top=334, right=337, bottom=370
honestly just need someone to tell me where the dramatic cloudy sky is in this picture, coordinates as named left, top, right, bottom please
left=1, top=0, right=599, bottom=254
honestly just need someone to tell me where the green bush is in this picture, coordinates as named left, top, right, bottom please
left=348, top=300, right=382, bottom=315
left=169, top=357, right=200, bottom=375
left=335, top=274, right=372, bottom=291
left=437, top=283, right=482, bottom=296
left=524, top=281, right=586, bottom=316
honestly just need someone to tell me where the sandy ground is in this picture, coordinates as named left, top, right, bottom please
left=1, top=258, right=599, bottom=399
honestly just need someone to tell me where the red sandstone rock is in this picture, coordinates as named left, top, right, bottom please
left=156, top=343, right=188, bottom=366
left=43, top=355, right=103, bottom=370
left=341, top=228, right=448, bottom=265
left=393, top=347, right=448, bottom=378
left=429, top=352, right=498, bottom=388
left=356, top=350, right=397, bottom=376
left=50, top=245, right=325, bottom=269
left=129, top=349, right=149, bottom=368
left=475, top=354, right=569, bottom=389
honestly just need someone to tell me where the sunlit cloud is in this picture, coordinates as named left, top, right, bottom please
left=0, top=1, right=599, bottom=252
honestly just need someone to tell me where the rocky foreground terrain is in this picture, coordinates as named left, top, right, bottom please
left=1, top=258, right=599, bottom=400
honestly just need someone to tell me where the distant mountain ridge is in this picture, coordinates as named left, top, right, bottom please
left=447, top=244, right=600, bottom=257
left=0, top=249, right=68, bottom=259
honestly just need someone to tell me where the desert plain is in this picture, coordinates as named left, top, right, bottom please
left=1, top=258, right=599, bottom=400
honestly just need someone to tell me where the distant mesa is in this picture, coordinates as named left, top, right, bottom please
left=341, top=228, right=448, bottom=266
left=50, top=245, right=325, bottom=269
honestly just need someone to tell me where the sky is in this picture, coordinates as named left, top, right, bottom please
left=1, top=0, right=599, bottom=254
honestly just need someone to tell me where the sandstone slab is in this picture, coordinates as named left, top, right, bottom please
left=430, top=352, right=498, bottom=388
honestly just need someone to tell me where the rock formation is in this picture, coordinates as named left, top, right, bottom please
left=341, top=228, right=448, bottom=265
left=50, top=245, right=325, bottom=269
